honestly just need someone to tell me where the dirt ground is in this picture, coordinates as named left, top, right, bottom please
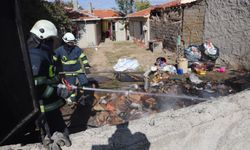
left=84, top=39, right=176, bottom=73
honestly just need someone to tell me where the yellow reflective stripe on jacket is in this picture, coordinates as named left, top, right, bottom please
left=53, top=56, right=58, bottom=61
left=76, top=69, right=84, bottom=73
left=70, top=93, right=76, bottom=98
left=65, top=69, right=84, bottom=76
left=79, top=53, right=86, bottom=59
left=40, top=105, right=45, bottom=113
left=61, top=60, right=78, bottom=65
left=82, top=60, right=88, bottom=64
left=49, top=65, right=55, bottom=78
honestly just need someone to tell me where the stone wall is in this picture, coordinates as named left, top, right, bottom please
left=182, top=0, right=205, bottom=46
left=150, top=8, right=182, bottom=51
left=204, top=0, right=250, bottom=69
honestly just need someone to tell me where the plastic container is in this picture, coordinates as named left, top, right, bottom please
left=196, top=69, right=206, bottom=75
left=177, top=58, right=188, bottom=74
left=215, top=67, right=225, bottom=73
left=177, top=69, right=184, bottom=75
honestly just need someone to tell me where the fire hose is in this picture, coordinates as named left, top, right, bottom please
left=57, top=83, right=210, bottom=102
left=58, top=71, right=210, bottom=102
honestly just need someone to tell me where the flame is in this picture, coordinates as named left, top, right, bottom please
left=106, top=103, right=115, bottom=112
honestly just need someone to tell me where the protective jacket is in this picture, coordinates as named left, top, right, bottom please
left=53, top=45, right=89, bottom=74
left=29, top=43, right=64, bottom=112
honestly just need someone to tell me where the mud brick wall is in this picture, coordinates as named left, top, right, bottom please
left=182, top=0, right=205, bottom=46
left=129, top=17, right=148, bottom=42
left=204, top=0, right=250, bottom=69
left=150, top=8, right=182, bottom=51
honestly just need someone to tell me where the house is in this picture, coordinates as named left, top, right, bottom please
left=127, top=7, right=152, bottom=48
left=127, top=0, right=250, bottom=69
left=127, top=0, right=180, bottom=49
left=66, top=8, right=127, bottom=48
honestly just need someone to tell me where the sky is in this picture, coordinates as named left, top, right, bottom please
left=72, top=0, right=171, bottom=9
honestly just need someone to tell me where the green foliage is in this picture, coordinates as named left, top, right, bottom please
left=135, top=0, right=151, bottom=11
left=115, top=0, right=135, bottom=15
left=20, top=0, right=72, bottom=38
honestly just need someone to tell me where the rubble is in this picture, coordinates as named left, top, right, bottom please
left=88, top=92, right=158, bottom=127
left=189, top=73, right=203, bottom=84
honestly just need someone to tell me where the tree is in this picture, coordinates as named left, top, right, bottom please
left=135, top=0, right=151, bottom=11
left=115, top=0, right=134, bottom=15
left=20, top=0, right=72, bottom=38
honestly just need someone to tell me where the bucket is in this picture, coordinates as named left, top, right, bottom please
left=177, top=58, right=188, bottom=74
left=177, top=69, right=184, bottom=75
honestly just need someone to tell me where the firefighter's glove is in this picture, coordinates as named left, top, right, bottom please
left=84, top=64, right=91, bottom=74
left=48, top=142, right=62, bottom=150
left=42, top=135, right=52, bottom=148
left=57, top=86, right=70, bottom=99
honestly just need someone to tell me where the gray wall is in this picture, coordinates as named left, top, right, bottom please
left=204, top=0, right=250, bottom=69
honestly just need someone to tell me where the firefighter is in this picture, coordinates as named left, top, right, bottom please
left=28, top=20, right=71, bottom=149
left=53, top=32, right=90, bottom=103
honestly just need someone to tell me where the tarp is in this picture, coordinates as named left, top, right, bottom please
left=113, top=58, right=140, bottom=72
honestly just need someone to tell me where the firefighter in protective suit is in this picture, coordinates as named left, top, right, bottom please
left=28, top=20, right=71, bottom=149
left=53, top=32, right=90, bottom=104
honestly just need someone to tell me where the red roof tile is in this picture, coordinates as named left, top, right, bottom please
left=91, top=9, right=121, bottom=19
left=65, top=7, right=122, bottom=21
left=127, top=7, right=153, bottom=18
left=155, top=0, right=181, bottom=9
left=127, top=0, right=181, bottom=18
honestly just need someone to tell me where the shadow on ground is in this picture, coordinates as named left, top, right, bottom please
left=67, top=79, right=98, bottom=134
left=91, top=122, right=150, bottom=150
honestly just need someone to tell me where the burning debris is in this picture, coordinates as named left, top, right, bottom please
left=62, top=41, right=249, bottom=129
left=88, top=92, right=158, bottom=127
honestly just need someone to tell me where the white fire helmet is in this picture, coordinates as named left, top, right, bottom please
left=30, top=20, right=57, bottom=39
left=62, top=32, right=76, bottom=43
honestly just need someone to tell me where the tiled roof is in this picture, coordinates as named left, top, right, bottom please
left=66, top=8, right=122, bottom=21
left=91, top=9, right=121, bottom=19
left=127, top=0, right=197, bottom=18
left=127, top=7, right=153, bottom=18
left=154, top=0, right=181, bottom=9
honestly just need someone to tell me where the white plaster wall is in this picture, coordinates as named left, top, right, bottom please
left=77, top=21, right=99, bottom=48
left=115, top=21, right=126, bottom=41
